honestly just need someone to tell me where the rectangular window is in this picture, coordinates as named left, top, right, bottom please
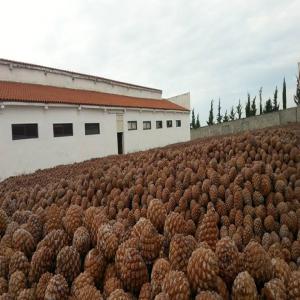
left=143, top=121, right=151, bottom=130
left=167, top=120, right=173, bottom=128
left=53, top=123, right=73, bottom=137
left=85, top=123, right=100, bottom=135
left=176, top=120, right=181, bottom=127
left=128, top=121, right=137, bottom=131
left=156, top=121, right=163, bottom=129
left=12, top=124, right=38, bottom=140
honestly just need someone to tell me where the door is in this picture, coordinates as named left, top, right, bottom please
left=117, top=132, right=123, bottom=154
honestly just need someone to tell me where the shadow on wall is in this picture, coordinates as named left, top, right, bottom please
left=191, top=107, right=299, bottom=140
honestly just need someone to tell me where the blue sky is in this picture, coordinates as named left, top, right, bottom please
left=0, top=0, right=299, bottom=124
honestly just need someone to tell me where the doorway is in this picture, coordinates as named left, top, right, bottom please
left=117, top=132, right=123, bottom=154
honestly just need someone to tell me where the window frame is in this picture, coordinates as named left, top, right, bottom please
left=166, top=120, right=173, bottom=128
left=85, top=123, right=100, bottom=135
left=143, top=121, right=151, bottom=130
left=53, top=123, right=73, bottom=137
left=11, top=123, right=39, bottom=140
left=156, top=120, right=163, bottom=129
left=176, top=120, right=182, bottom=127
left=128, top=121, right=137, bottom=131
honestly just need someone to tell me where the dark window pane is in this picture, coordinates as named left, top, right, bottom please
left=12, top=124, right=38, bottom=140
left=143, top=121, right=151, bottom=130
left=128, top=121, right=137, bottom=130
left=53, top=123, right=73, bottom=137
left=176, top=120, right=181, bottom=127
left=85, top=123, right=100, bottom=135
left=167, top=120, right=173, bottom=128
left=156, top=121, right=163, bottom=129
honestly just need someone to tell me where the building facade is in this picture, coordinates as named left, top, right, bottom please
left=0, top=59, right=190, bottom=181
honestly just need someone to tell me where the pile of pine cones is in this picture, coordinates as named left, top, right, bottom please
left=0, top=125, right=300, bottom=299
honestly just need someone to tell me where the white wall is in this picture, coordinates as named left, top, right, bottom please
left=0, top=105, right=117, bottom=181
left=123, top=110, right=190, bottom=153
left=0, top=62, right=162, bottom=100
left=167, top=93, right=190, bottom=110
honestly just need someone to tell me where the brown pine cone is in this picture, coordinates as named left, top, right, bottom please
left=37, top=229, right=69, bottom=256
left=154, top=292, right=169, bottom=300
left=0, top=209, right=8, bottom=237
left=118, top=247, right=148, bottom=293
left=271, top=257, right=291, bottom=285
left=162, top=270, right=190, bottom=300
left=107, top=289, right=133, bottom=300
left=103, top=277, right=123, bottom=298
left=253, top=218, right=263, bottom=236
left=164, top=212, right=187, bottom=242
left=147, top=199, right=167, bottom=232
left=12, top=229, right=36, bottom=257
left=139, top=282, right=153, bottom=300
left=195, top=207, right=218, bottom=251
left=23, top=214, right=43, bottom=243
left=209, top=185, right=218, bottom=203
left=9, top=251, right=30, bottom=277
left=215, top=237, right=239, bottom=284
left=75, top=285, right=103, bottom=300
left=97, top=224, right=118, bottom=261
left=17, top=288, right=36, bottom=300
left=84, top=248, right=106, bottom=284
left=90, top=212, right=109, bottom=246
left=169, top=234, right=197, bottom=273
left=44, top=274, right=69, bottom=300
left=36, top=272, right=53, bottom=300
left=243, top=241, right=272, bottom=285
left=232, top=271, right=258, bottom=300
left=288, top=271, right=300, bottom=299
left=0, top=256, right=9, bottom=278
left=72, top=226, right=91, bottom=256
left=29, top=246, right=55, bottom=283
left=8, top=271, right=26, bottom=298
left=0, top=277, right=8, bottom=295
left=260, top=175, right=272, bottom=196
left=187, top=247, right=219, bottom=291
left=151, top=258, right=170, bottom=296
left=55, top=246, right=81, bottom=285
left=291, top=240, right=300, bottom=262
left=195, top=291, right=222, bottom=300
left=63, top=205, right=83, bottom=236
left=262, top=278, right=287, bottom=300
left=71, top=272, right=94, bottom=296
left=264, top=215, right=275, bottom=232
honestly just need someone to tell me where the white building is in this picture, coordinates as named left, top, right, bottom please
left=0, top=59, right=190, bottom=181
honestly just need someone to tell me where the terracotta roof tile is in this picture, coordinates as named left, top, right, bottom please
left=0, top=81, right=188, bottom=111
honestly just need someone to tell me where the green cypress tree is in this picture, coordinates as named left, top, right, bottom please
left=229, top=106, right=235, bottom=121
left=236, top=99, right=242, bottom=119
left=207, top=100, right=214, bottom=125
left=217, top=98, right=222, bottom=123
left=273, top=86, right=279, bottom=111
left=282, top=78, right=287, bottom=109
left=251, top=96, right=257, bottom=116
left=191, top=108, right=196, bottom=128
left=196, top=114, right=200, bottom=128
left=223, top=110, right=229, bottom=122
left=264, top=99, right=273, bottom=113
left=294, top=74, right=300, bottom=105
left=245, top=93, right=251, bottom=117
left=259, top=87, right=263, bottom=115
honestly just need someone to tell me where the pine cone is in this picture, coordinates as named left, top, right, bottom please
left=63, top=205, right=83, bottom=236
left=139, top=282, right=153, bottom=300
left=29, top=246, right=55, bottom=283
left=262, top=278, right=287, bottom=300
left=271, top=257, right=291, bottom=286
left=107, top=289, right=133, bottom=300
left=9, top=251, right=30, bottom=277
left=0, top=256, right=9, bottom=278
left=169, top=234, right=196, bottom=273
left=0, top=209, right=8, bottom=237
left=103, top=277, right=123, bottom=298
left=0, top=277, right=8, bottom=295
left=44, top=274, right=69, bottom=300
left=164, top=212, right=187, bottom=242
left=72, top=226, right=91, bottom=256
left=24, top=214, right=43, bottom=243
left=187, top=247, right=219, bottom=291
left=195, top=291, right=222, bottom=300
left=291, top=240, right=300, bottom=262
left=162, top=270, right=190, bottom=300
left=288, top=271, right=300, bottom=299
left=83, top=248, right=106, bottom=284
left=12, top=229, right=36, bottom=257
left=232, top=271, right=258, bottom=300
left=17, top=288, right=36, bottom=300
left=195, top=207, right=218, bottom=251
left=55, top=246, right=81, bottom=285
left=71, top=272, right=94, bottom=296
left=97, top=224, right=118, bottom=261
left=215, top=237, right=239, bottom=284
left=151, top=258, right=170, bottom=296
left=36, top=272, right=53, bottom=300
left=243, top=241, right=272, bottom=285
left=8, top=271, right=26, bottom=298
left=147, top=199, right=167, bottom=232
left=75, top=285, right=103, bottom=300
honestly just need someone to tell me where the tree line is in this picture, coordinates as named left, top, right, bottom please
left=191, top=74, right=300, bottom=129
